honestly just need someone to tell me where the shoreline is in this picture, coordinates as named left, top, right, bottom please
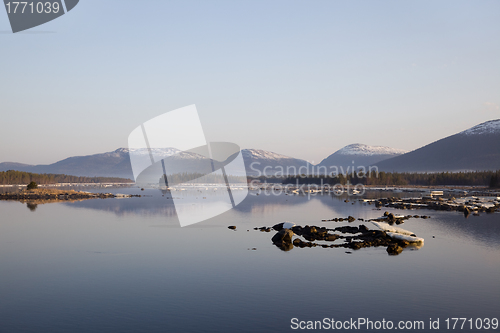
left=0, top=182, right=133, bottom=187
left=0, top=188, right=139, bottom=204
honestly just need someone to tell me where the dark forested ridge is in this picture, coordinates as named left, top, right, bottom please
left=0, top=170, right=133, bottom=185
left=281, top=170, right=500, bottom=187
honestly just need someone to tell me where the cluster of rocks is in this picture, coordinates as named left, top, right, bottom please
left=371, top=196, right=499, bottom=217
left=321, top=216, right=357, bottom=222
left=371, top=211, right=430, bottom=225
left=251, top=222, right=420, bottom=255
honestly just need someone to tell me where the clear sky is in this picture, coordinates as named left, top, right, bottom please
left=1, top=0, right=499, bottom=165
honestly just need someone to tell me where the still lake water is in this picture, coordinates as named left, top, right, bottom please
left=1, top=187, right=499, bottom=332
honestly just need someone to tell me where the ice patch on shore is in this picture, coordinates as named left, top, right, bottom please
left=369, top=221, right=424, bottom=243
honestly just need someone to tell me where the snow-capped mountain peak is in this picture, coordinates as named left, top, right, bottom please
left=336, top=143, right=407, bottom=156
left=242, top=149, right=296, bottom=160
left=459, top=119, right=500, bottom=136
left=114, top=147, right=181, bottom=158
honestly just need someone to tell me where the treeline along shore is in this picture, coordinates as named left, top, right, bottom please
left=2, top=169, right=500, bottom=188
left=273, top=170, right=500, bottom=188
left=0, top=170, right=133, bottom=185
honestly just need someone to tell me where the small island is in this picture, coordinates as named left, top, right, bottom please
left=0, top=187, right=138, bottom=204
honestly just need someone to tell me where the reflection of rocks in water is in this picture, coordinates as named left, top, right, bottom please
left=386, top=244, right=403, bottom=255
left=271, top=229, right=294, bottom=251
left=26, top=202, right=38, bottom=212
left=263, top=221, right=424, bottom=255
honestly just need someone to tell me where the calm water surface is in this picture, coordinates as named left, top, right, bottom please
left=1, top=188, right=499, bottom=332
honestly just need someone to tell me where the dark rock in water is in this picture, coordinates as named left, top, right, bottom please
left=349, top=242, right=363, bottom=250
left=272, top=223, right=284, bottom=231
left=384, top=211, right=390, bottom=216
left=272, top=229, right=294, bottom=243
left=272, top=229, right=295, bottom=251
left=358, top=224, right=369, bottom=232
left=486, top=207, right=496, bottom=213
left=325, top=234, right=338, bottom=241
left=347, top=216, right=355, bottom=222
left=387, top=244, right=403, bottom=255
left=306, top=226, right=317, bottom=234
left=464, top=207, right=471, bottom=217
left=277, top=242, right=294, bottom=251
left=228, top=226, right=237, bottom=230
left=398, top=240, right=410, bottom=247
left=334, top=226, right=359, bottom=234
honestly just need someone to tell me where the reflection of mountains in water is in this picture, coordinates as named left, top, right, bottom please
left=61, top=189, right=312, bottom=217
left=63, top=195, right=178, bottom=219
left=60, top=190, right=366, bottom=218
left=60, top=190, right=500, bottom=249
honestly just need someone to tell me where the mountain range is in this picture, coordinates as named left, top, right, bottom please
left=1, top=119, right=499, bottom=178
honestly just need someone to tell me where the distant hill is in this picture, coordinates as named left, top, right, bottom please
left=317, top=143, right=407, bottom=174
left=1, top=120, right=499, bottom=177
left=0, top=148, right=312, bottom=179
left=0, top=148, right=136, bottom=178
left=376, top=119, right=500, bottom=172
left=242, top=149, right=312, bottom=176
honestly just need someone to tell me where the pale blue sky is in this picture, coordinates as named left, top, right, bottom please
left=1, top=0, right=499, bottom=164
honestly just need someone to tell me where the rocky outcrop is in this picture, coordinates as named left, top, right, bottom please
left=260, top=220, right=423, bottom=255
left=371, top=196, right=499, bottom=215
